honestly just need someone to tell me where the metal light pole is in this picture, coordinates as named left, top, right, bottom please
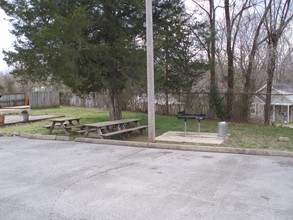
left=146, top=0, right=155, bottom=143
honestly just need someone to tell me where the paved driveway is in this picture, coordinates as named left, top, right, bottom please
left=0, top=137, right=293, bottom=220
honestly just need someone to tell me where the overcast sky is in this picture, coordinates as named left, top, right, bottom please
left=0, top=9, right=14, bottom=73
left=0, top=1, right=196, bottom=73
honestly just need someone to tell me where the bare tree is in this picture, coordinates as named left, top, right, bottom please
left=0, top=73, right=18, bottom=93
left=192, top=0, right=261, bottom=121
left=224, top=0, right=252, bottom=121
left=263, top=0, right=293, bottom=125
left=240, top=1, right=270, bottom=122
left=192, top=0, right=225, bottom=118
left=191, top=0, right=293, bottom=123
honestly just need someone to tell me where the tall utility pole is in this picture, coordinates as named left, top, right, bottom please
left=146, top=0, right=155, bottom=143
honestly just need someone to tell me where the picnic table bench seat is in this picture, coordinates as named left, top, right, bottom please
left=64, top=124, right=84, bottom=129
left=43, top=122, right=69, bottom=129
left=100, top=125, right=147, bottom=137
left=44, top=123, right=84, bottom=130
left=82, top=119, right=147, bottom=139
left=76, top=128, right=97, bottom=134
left=43, top=125, right=53, bottom=129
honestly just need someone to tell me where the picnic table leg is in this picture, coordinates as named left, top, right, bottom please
left=84, top=127, right=90, bottom=137
left=97, top=128, right=104, bottom=139
left=119, top=124, right=125, bottom=130
left=64, top=128, right=70, bottom=136
left=49, top=122, right=55, bottom=135
left=138, top=129, right=143, bottom=135
left=125, top=132, right=131, bottom=139
left=120, top=124, right=131, bottom=139
left=59, top=121, right=69, bottom=136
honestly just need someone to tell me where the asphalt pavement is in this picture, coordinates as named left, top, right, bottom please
left=0, top=137, right=293, bottom=220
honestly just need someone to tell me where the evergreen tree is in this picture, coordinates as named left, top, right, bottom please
left=1, top=0, right=145, bottom=120
left=153, top=0, right=206, bottom=115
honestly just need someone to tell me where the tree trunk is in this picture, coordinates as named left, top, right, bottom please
left=108, top=88, right=122, bottom=120
left=225, top=0, right=234, bottom=121
left=226, top=63, right=234, bottom=121
left=242, top=84, right=251, bottom=122
left=165, top=91, right=169, bottom=115
left=264, top=79, right=273, bottom=125
left=185, top=90, right=192, bottom=113
left=242, top=41, right=259, bottom=122
left=209, top=0, right=216, bottom=87
left=164, top=31, right=170, bottom=116
left=208, top=0, right=218, bottom=118
left=264, top=39, right=278, bottom=125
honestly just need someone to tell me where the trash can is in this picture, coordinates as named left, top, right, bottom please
left=21, top=110, right=29, bottom=122
left=218, top=121, right=228, bottom=137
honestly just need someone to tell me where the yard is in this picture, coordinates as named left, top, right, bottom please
left=1, top=106, right=293, bottom=151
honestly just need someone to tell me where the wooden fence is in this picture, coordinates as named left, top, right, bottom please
left=29, top=91, right=60, bottom=108
left=61, top=92, right=108, bottom=108
left=0, top=92, right=59, bottom=108
left=0, top=93, right=27, bottom=108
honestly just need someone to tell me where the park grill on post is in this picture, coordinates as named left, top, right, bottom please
left=177, top=111, right=208, bottom=136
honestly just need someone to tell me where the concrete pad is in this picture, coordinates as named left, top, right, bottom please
left=155, top=131, right=226, bottom=145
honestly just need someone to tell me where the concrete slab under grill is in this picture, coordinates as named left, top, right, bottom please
left=155, top=131, right=226, bottom=145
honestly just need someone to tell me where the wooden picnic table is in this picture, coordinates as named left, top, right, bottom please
left=45, top=117, right=83, bottom=135
left=82, top=118, right=147, bottom=139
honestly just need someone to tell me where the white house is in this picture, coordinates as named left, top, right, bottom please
left=251, top=83, right=293, bottom=123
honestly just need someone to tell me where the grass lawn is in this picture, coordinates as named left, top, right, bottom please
left=1, top=106, right=293, bottom=151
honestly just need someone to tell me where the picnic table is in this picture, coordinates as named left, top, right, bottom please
left=44, top=117, right=83, bottom=135
left=81, top=118, right=147, bottom=139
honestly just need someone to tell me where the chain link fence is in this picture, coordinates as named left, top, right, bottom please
left=60, top=91, right=293, bottom=124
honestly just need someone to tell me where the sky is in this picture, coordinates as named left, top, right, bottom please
left=0, top=1, right=196, bottom=73
left=0, top=9, right=14, bottom=73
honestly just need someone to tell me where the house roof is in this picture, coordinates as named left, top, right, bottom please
left=256, top=83, right=293, bottom=93
left=273, top=83, right=293, bottom=94
left=273, top=83, right=293, bottom=104
left=255, top=83, right=293, bottom=105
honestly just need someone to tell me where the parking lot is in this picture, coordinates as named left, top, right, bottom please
left=0, top=137, right=293, bottom=220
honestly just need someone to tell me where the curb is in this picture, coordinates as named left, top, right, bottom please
left=15, top=134, right=293, bottom=158
left=75, top=137, right=149, bottom=148
left=20, top=133, right=70, bottom=141
left=74, top=137, right=293, bottom=158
